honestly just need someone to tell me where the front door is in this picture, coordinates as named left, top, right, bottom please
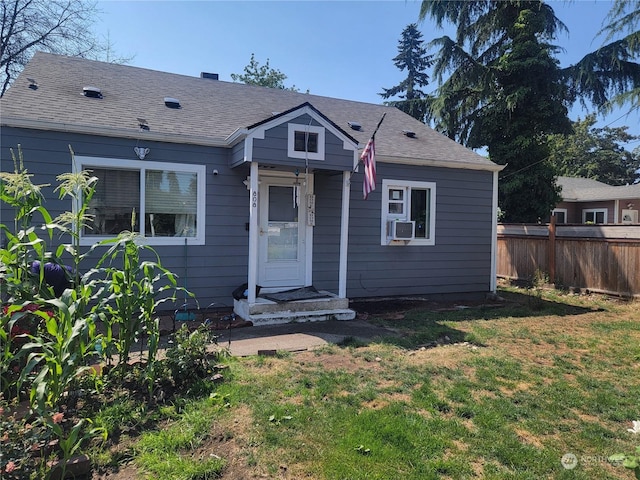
left=258, top=175, right=311, bottom=288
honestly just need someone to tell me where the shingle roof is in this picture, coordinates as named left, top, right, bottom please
left=557, top=176, right=640, bottom=201
left=1, top=52, right=500, bottom=171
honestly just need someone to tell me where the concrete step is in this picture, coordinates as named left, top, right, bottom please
left=244, top=308, right=357, bottom=326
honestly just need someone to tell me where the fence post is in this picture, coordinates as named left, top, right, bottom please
left=548, top=216, right=556, bottom=285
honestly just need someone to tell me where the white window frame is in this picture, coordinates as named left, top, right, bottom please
left=287, top=123, right=325, bottom=160
left=74, top=156, right=206, bottom=246
left=552, top=208, right=567, bottom=224
left=381, top=179, right=436, bottom=246
left=582, top=208, right=607, bottom=224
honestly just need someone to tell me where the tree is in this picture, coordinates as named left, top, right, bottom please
left=0, top=0, right=120, bottom=97
left=419, top=0, right=640, bottom=222
left=548, top=114, right=640, bottom=185
left=420, top=1, right=573, bottom=222
left=563, top=0, right=640, bottom=114
left=231, top=53, right=301, bottom=91
left=380, top=23, right=433, bottom=122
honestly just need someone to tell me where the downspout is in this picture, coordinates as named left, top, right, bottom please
left=490, top=170, right=499, bottom=293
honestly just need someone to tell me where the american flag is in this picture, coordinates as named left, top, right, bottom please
left=361, top=136, right=376, bottom=199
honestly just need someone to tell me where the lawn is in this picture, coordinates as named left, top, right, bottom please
left=91, top=286, right=640, bottom=480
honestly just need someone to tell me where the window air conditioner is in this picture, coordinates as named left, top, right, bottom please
left=388, top=220, right=415, bottom=240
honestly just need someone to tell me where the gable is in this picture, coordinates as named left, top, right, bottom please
left=234, top=104, right=358, bottom=172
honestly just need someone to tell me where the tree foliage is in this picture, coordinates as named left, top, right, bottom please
left=563, top=0, right=640, bottom=114
left=231, top=53, right=301, bottom=91
left=420, top=0, right=640, bottom=222
left=548, top=114, right=640, bottom=185
left=0, top=0, right=126, bottom=97
left=380, top=23, right=434, bottom=122
left=420, top=1, right=572, bottom=222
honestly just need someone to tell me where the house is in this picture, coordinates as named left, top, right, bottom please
left=0, top=52, right=502, bottom=324
left=554, top=176, right=640, bottom=224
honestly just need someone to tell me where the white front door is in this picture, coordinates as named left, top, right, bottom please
left=258, top=175, right=311, bottom=288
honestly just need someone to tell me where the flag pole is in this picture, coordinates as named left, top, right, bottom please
left=350, top=112, right=387, bottom=178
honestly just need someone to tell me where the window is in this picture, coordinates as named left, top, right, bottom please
left=552, top=209, right=567, bottom=224
left=582, top=208, right=607, bottom=224
left=288, top=123, right=325, bottom=160
left=381, top=179, right=436, bottom=245
left=294, top=131, right=318, bottom=153
left=75, top=156, right=206, bottom=245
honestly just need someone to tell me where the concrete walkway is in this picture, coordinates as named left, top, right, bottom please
left=213, top=319, right=397, bottom=356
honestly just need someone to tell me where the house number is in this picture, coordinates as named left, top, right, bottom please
left=252, top=191, right=258, bottom=208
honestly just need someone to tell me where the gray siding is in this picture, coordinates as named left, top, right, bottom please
left=1, top=126, right=495, bottom=306
left=1, top=127, right=251, bottom=308
left=313, top=163, right=495, bottom=299
left=252, top=114, right=354, bottom=171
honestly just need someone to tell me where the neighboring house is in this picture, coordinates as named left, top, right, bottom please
left=554, top=176, right=640, bottom=225
left=0, top=52, right=502, bottom=323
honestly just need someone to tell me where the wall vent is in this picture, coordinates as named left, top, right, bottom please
left=83, top=86, right=102, bottom=99
left=164, top=97, right=181, bottom=108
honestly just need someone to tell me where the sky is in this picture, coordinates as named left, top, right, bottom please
left=94, top=0, right=640, bottom=150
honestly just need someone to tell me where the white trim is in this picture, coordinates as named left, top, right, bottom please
left=247, top=162, right=260, bottom=304
left=339, top=171, right=350, bottom=298
left=381, top=179, right=436, bottom=246
left=305, top=176, right=315, bottom=286
left=582, top=208, right=608, bottom=224
left=552, top=208, right=568, bottom=224
left=614, top=199, right=619, bottom=224
left=74, top=155, right=206, bottom=246
left=287, top=123, right=325, bottom=160
left=246, top=104, right=358, bottom=156
left=490, top=171, right=499, bottom=293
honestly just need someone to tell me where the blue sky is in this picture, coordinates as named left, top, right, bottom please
left=95, top=0, right=639, bottom=148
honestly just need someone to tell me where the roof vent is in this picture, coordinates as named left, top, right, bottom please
left=348, top=121, right=362, bottom=131
left=27, top=78, right=38, bottom=90
left=164, top=97, right=181, bottom=109
left=403, top=130, right=416, bottom=138
left=201, top=72, right=219, bottom=80
left=137, top=117, right=150, bottom=131
left=83, top=86, right=102, bottom=99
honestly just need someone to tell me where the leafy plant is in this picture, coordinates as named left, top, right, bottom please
left=165, top=324, right=220, bottom=389
left=610, top=421, right=640, bottom=478
left=94, top=226, right=183, bottom=397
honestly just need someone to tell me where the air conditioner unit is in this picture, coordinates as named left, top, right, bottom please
left=387, top=220, right=415, bottom=240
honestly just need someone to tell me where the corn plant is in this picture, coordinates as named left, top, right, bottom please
left=94, top=228, right=184, bottom=397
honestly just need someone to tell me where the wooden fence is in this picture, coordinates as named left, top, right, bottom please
left=497, top=223, right=640, bottom=297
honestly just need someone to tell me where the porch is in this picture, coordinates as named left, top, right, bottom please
left=234, top=289, right=356, bottom=326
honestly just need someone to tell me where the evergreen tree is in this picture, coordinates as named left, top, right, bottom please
left=420, top=1, right=572, bottom=222
left=380, top=23, right=433, bottom=122
left=420, top=0, right=640, bottom=222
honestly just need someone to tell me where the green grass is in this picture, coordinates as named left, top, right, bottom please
left=91, top=288, right=640, bottom=479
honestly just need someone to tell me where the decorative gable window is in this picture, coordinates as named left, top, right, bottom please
left=75, top=156, right=206, bottom=245
left=288, top=123, right=325, bottom=160
left=381, top=179, right=436, bottom=245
